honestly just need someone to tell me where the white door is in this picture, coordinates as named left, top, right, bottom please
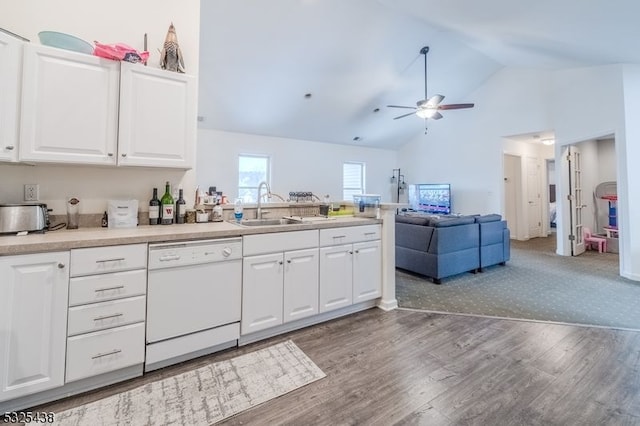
left=0, top=252, right=69, bottom=402
left=19, top=44, right=119, bottom=165
left=283, top=248, right=319, bottom=323
left=117, top=62, right=196, bottom=169
left=0, top=31, right=22, bottom=162
left=526, top=157, right=542, bottom=238
left=352, top=240, right=382, bottom=303
left=568, top=146, right=586, bottom=255
left=241, top=253, right=283, bottom=334
left=319, top=245, right=353, bottom=313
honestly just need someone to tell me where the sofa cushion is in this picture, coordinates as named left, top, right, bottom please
left=429, top=216, right=476, bottom=227
left=475, top=214, right=502, bottom=223
left=395, top=215, right=431, bottom=226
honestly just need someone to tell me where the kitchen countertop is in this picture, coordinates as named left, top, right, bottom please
left=0, top=216, right=382, bottom=256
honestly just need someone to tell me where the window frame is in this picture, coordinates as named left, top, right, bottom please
left=238, top=154, right=271, bottom=203
left=343, top=161, right=366, bottom=200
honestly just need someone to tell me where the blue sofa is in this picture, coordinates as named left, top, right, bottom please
left=395, top=214, right=510, bottom=284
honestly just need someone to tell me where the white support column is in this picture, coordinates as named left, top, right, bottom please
left=377, top=203, right=404, bottom=311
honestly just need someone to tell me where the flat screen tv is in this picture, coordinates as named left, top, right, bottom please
left=408, top=183, right=451, bottom=215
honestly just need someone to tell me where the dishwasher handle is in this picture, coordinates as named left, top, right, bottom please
left=159, top=254, right=181, bottom=262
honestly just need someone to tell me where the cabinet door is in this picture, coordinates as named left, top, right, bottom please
left=0, top=251, right=69, bottom=402
left=241, top=253, right=283, bottom=335
left=0, top=31, right=22, bottom=162
left=283, top=248, right=319, bottom=323
left=319, top=244, right=353, bottom=313
left=19, top=44, right=119, bottom=165
left=118, top=62, right=196, bottom=169
left=352, top=240, right=382, bottom=303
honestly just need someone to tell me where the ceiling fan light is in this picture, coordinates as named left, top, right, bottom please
left=416, top=108, right=437, bottom=119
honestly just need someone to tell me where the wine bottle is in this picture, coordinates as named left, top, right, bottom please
left=176, top=188, right=186, bottom=224
left=160, top=181, right=174, bottom=225
left=149, top=188, right=160, bottom=225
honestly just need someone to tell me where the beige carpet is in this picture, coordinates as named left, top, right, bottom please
left=397, top=236, right=640, bottom=330
left=54, top=340, right=325, bottom=426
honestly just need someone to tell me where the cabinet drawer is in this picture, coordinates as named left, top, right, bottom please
left=69, top=269, right=146, bottom=306
left=68, top=296, right=146, bottom=336
left=319, top=225, right=381, bottom=246
left=243, top=230, right=318, bottom=256
left=65, top=323, right=145, bottom=383
left=70, top=244, right=147, bottom=277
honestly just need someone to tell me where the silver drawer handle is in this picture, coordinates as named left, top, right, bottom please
left=95, top=285, right=125, bottom=293
left=364, top=232, right=377, bottom=236
left=332, top=235, right=346, bottom=239
left=93, top=313, right=123, bottom=321
left=96, top=258, right=125, bottom=263
left=91, top=349, right=122, bottom=359
left=5, top=145, right=14, bottom=150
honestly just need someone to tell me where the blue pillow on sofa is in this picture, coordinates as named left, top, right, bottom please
left=429, top=216, right=476, bottom=227
left=474, top=214, right=502, bottom=223
left=395, top=215, right=431, bottom=226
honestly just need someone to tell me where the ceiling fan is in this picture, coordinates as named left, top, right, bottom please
left=387, top=46, right=474, bottom=129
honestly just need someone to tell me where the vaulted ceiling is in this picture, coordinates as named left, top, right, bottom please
left=198, top=0, right=640, bottom=149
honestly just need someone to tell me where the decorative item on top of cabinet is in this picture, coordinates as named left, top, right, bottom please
left=0, top=30, right=25, bottom=163
left=159, top=22, right=185, bottom=73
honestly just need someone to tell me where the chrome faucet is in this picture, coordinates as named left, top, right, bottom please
left=256, top=181, right=271, bottom=219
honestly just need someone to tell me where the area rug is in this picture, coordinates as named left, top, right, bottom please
left=54, top=340, right=325, bottom=426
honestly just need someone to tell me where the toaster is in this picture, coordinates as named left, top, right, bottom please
left=0, top=203, right=50, bottom=234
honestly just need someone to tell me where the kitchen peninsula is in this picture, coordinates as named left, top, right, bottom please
left=0, top=205, right=399, bottom=412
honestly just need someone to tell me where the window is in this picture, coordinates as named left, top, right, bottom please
left=238, top=154, right=270, bottom=202
left=343, top=162, right=365, bottom=200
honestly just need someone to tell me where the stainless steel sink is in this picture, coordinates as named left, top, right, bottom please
left=235, top=218, right=301, bottom=227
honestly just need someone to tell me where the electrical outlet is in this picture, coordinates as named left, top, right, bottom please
left=24, top=184, right=39, bottom=201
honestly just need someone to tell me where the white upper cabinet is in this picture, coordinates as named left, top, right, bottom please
left=0, top=31, right=24, bottom=162
left=18, top=44, right=196, bottom=169
left=19, top=44, right=120, bottom=165
left=118, top=62, right=196, bottom=169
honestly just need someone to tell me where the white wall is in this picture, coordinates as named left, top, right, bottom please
left=196, top=129, right=398, bottom=203
left=398, top=67, right=553, bottom=215
left=0, top=1, right=201, bottom=214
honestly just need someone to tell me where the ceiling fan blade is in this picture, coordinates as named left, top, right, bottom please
left=387, top=105, right=416, bottom=109
left=431, top=112, right=443, bottom=120
left=437, top=103, right=475, bottom=110
left=393, top=112, right=416, bottom=120
left=426, top=94, right=444, bottom=106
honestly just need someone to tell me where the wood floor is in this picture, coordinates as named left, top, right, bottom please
left=32, top=308, right=640, bottom=425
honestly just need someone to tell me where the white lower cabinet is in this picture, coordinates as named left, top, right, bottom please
left=0, top=251, right=69, bottom=402
left=319, top=225, right=382, bottom=313
left=66, top=244, right=147, bottom=383
left=241, top=230, right=319, bottom=335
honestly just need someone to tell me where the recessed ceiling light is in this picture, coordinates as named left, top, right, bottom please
left=541, top=138, right=555, bottom=145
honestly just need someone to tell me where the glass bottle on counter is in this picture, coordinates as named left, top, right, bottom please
left=160, top=181, right=174, bottom=225
left=176, top=188, right=186, bottom=224
left=149, top=188, right=160, bottom=225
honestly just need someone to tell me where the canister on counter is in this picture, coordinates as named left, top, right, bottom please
left=185, top=209, right=196, bottom=223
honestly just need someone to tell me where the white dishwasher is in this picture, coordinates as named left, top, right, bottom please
left=145, top=237, right=242, bottom=371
